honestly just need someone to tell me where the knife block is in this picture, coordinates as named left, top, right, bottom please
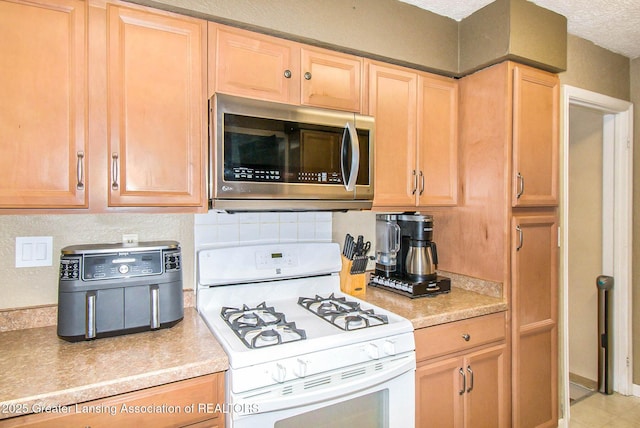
left=340, top=255, right=367, bottom=297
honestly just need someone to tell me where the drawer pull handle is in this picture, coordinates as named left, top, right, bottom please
left=462, top=333, right=471, bottom=342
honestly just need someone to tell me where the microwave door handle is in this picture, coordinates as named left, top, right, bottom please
left=341, top=121, right=360, bottom=192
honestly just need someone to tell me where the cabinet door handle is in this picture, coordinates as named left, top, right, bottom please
left=283, top=69, right=292, bottom=79
left=419, top=170, right=425, bottom=195
left=76, top=151, right=85, bottom=190
left=516, top=225, right=524, bottom=251
left=412, top=170, right=418, bottom=195
left=467, top=365, right=474, bottom=393
left=111, top=153, right=119, bottom=190
left=459, top=367, right=466, bottom=395
left=304, top=71, right=312, bottom=80
left=516, top=172, right=525, bottom=199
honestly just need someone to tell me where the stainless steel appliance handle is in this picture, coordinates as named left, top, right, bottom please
left=85, top=291, right=97, bottom=339
left=341, top=121, right=360, bottom=192
left=516, top=172, right=525, bottom=199
left=459, top=367, right=466, bottom=395
left=516, top=225, right=524, bottom=251
left=467, top=365, right=474, bottom=393
left=150, top=285, right=160, bottom=329
left=76, top=151, right=85, bottom=190
left=111, top=153, right=119, bottom=190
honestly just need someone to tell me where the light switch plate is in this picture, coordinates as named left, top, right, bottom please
left=15, top=236, right=53, bottom=268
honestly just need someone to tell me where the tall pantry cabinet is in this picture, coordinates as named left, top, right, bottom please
left=436, top=61, right=559, bottom=428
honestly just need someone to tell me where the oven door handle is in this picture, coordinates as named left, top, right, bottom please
left=232, top=353, right=414, bottom=416
left=340, top=121, right=360, bottom=192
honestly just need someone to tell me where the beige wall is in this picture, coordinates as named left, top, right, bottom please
left=632, top=56, right=640, bottom=384
left=0, top=214, right=194, bottom=310
left=560, top=35, right=631, bottom=101
left=568, top=105, right=603, bottom=382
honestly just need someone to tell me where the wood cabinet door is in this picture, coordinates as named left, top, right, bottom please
left=511, top=213, right=558, bottom=428
left=417, top=73, right=458, bottom=207
left=464, top=344, right=509, bottom=428
left=107, top=4, right=206, bottom=207
left=0, top=0, right=87, bottom=208
left=215, top=26, right=300, bottom=104
left=300, top=47, right=362, bottom=112
left=1, top=373, right=224, bottom=428
left=416, top=356, right=464, bottom=428
left=369, top=62, right=418, bottom=208
left=512, top=65, right=559, bottom=207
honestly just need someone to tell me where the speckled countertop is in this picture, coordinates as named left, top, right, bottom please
left=359, top=271, right=509, bottom=329
left=0, top=308, right=228, bottom=420
left=0, top=272, right=505, bottom=421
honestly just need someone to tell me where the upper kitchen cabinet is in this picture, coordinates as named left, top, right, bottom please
left=417, top=74, right=458, bottom=207
left=369, top=61, right=458, bottom=210
left=512, top=65, right=559, bottom=207
left=0, top=0, right=87, bottom=208
left=106, top=3, right=207, bottom=208
left=213, top=24, right=363, bottom=112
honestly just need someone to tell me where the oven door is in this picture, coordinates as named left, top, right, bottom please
left=228, top=352, right=415, bottom=428
left=210, top=93, right=374, bottom=211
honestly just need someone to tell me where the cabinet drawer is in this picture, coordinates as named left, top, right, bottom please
left=415, top=312, right=506, bottom=362
left=0, top=373, right=224, bottom=428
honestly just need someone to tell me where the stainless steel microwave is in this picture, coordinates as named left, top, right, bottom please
left=209, top=94, right=374, bottom=211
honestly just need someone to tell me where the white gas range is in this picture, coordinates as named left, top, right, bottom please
left=197, top=242, right=416, bottom=428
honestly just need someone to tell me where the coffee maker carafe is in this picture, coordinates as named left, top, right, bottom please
left=397, top=214, right=438, bottom=281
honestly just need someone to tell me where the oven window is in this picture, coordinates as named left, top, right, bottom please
left=274, top=390, right=388, bottom=428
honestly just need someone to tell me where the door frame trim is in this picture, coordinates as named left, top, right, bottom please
left=560, top=85, right=634, bottom=422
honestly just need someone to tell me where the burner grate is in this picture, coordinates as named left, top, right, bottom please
left=298, top=293, right=388, bottom=331
left=221, top=302, right=306, bottom=349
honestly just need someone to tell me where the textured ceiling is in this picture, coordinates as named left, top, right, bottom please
left=398, top=0, right=640, bottom=59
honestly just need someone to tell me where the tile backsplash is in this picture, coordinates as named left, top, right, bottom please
left=194, top=211, right=333, bottom=249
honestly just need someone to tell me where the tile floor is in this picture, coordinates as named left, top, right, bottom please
left=569, top=392, right=640, bottom=427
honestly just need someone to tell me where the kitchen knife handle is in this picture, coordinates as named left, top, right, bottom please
left=85, top=291, right=97, bottom=339
left=111, top=153, right=119, bottom=190
left=150, top=285, right=160, bottom=329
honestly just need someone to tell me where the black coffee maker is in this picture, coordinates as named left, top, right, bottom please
left=397, top=213, right=438, bottom=281
left=372, top=212, right=450, bottom=298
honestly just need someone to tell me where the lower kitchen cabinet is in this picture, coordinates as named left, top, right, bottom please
left=0, top=373, right=225, bottom=428
left=415, top=313, right=509, bottom=428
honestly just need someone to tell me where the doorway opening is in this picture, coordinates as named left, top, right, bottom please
left=567, top=104, right=603, bottom=404
left=560, top=86, right=633, bottom=423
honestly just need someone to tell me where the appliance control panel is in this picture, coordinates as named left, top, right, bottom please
left=255, top=250, right=298, bottom=269
left=59, top=243, right=181, bottom=281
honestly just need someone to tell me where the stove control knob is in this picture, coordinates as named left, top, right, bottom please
left=272, top=363, right=287, bottom=383
left=366, top=343, right=380, bottom=360
left=383, top=340, right=397, bottom=356
left=294, top=359, right=308, bottom=378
